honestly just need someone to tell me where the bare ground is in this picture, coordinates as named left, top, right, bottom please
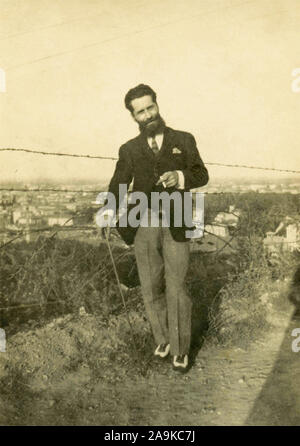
left=0, top=292, right=299, bottom=426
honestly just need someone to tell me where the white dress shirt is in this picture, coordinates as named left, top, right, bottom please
left=147, top=133, right=185, bottom=189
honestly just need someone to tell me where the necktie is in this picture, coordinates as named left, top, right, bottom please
left=150, top=136, right=159, bottom=156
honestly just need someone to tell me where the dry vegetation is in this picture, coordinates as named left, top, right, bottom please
left=0, top=192, right=299, bottom=424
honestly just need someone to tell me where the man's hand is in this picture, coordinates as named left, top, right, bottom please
left=156, top=171, right=179, bottom=188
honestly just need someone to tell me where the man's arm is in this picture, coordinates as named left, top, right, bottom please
left=156, top=134, right=208, bottom=189
left=98, top=144, right=133, bottom=232
left=181, top=133, right=209, bottom=190
left=108, top=144, right=133, bottom=211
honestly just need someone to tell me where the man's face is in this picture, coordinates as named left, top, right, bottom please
left=130, top=95, right=162, bottom=136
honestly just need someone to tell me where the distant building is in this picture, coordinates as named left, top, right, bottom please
left=205, top=224, right=229, bottom=238
left=66, top=203, right=77, bottom=211
left=286, top=224, right=299, bottom=250
left=190, top=204, right=242, bottom=252
left=213, top=205, right=241, bottom=228
left=16, top=218, right=29, bottom=226
left=264, top=216, right=300, bottom=253
left=264, top=234, right=290, bottom=254
left=12, top=210, right=22, bottom=224
left=0, top=211, right=10, bottom=229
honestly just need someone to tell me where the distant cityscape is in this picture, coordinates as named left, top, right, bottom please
left=0, top=178, right=300, bottom=247
left=0, top=183, right=103, bottom=244
left=201, top=178, right=300, bottom=195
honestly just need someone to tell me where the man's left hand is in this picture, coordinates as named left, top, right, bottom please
left=156, top=171, right=179, bottom=188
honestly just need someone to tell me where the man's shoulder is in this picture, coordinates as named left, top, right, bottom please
left=120, top=127, right=196, bottom=152
left=166, top=126, right=195, bottom=140
left=122, top=134, right=142, bottom=149
left=122, top=127, right=195, bottom=142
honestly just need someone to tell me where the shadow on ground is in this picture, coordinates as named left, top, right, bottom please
left=245, top=266, right=300, bottom=426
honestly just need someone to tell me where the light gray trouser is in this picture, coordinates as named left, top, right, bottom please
left=134, top=223, right=191, bottom=356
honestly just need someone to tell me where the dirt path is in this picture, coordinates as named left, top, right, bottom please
left=0, top=301, right=299, bottom=426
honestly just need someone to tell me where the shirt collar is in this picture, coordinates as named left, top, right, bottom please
left=147, top=132, right=164, bottom=150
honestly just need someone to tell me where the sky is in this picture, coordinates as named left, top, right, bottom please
left=0, top=0, right=300, bottom=184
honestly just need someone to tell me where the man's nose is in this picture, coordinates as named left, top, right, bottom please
left=144, top=110, right=151, bottom=120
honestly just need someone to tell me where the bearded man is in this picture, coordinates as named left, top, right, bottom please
left=103, top=84, right=209, bottom=372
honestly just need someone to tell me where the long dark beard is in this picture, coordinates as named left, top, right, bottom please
left=139, top=114, right=166, bottom=137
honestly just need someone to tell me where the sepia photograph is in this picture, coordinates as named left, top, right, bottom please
left=0, top=0, right=300, bottom=428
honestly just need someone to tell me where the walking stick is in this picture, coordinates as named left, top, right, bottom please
left=103, top=228, right=143, bottom=368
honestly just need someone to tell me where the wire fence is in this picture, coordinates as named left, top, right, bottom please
left=1, top=146, right=300, bottom=174
left=1, top=187, right=298, bottom=195
left=0, top=145, right=299, bottom=314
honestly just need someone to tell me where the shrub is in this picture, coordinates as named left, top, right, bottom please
left=0, top=237, right=134, bottom=327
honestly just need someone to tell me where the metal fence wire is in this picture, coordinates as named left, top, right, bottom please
left=0, top=146, right=299, bottom=315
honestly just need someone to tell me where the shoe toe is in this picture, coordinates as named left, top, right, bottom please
left=154, top=343, right=170, bottom=358
left=172, top=355, right=189, bottom=372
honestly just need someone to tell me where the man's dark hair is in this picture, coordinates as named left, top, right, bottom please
left=124, top=84, right=157, bottom=113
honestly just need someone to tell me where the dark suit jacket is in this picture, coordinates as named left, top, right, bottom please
left=108, top=126, right=209, bottom=245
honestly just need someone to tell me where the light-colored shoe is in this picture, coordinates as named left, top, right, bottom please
left=173, top=355, right=188, bottom=372
left=154, top=343, right=170, bottom=358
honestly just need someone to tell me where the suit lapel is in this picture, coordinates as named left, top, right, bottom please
left=137, top=126, right=175, bottom=160
left=158, top=127, right=175, bottom=159
left=138, top=132, right=155, bottom=162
